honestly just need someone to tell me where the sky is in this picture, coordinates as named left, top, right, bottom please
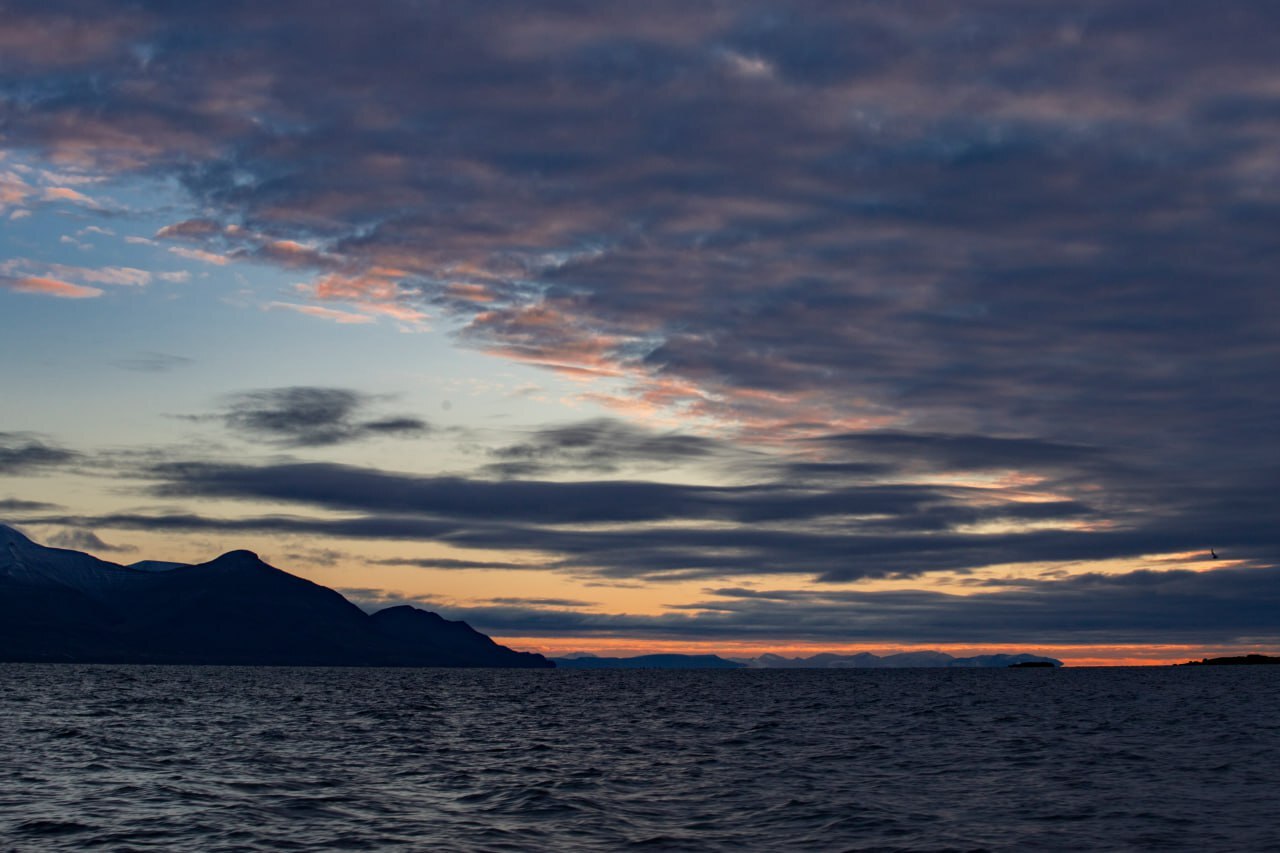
left=1, top=1, right=1277, bottom=665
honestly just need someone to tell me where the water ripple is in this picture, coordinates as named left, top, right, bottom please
left=1, top=665, right=1278, bottom=850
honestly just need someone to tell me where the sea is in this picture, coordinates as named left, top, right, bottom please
left=2, top=665, right=1277, bottom=852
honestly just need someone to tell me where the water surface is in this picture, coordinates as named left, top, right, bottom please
left=2, top=665, right=1277, bottom=850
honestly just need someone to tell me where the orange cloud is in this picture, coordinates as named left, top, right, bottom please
left=3, top=276, right=103, bottom=299
left=307, top=271, right=428, bottom=325
left=313, top=271, right=400, bottom=303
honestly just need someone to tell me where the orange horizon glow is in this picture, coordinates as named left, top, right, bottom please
left=493, top=636, right=1280, bottom=667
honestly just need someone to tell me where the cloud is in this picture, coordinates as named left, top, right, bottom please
left=2, top=2, right=1279, bottom=638
left=335, top=587, right=434, bottom=615
left=484, top=417, right=732, bottom=477
left=46, top=528, right=136, bottom=554
left=0, top=498, right=60, bottom=512
left=215, top=387, right=429, bottom=447
left=26, top=486, right=1275, bottom=594
left=8, top=412, right=1275, bottom=587
left=0, top=259, right=152, bottom=292
left=485, top=597, right=598, bottom=609
left=41, top=186, right=97, bottom=207
left=281, top=547, right=349, bottom=567
left=155, top=219, right=224, bottom=241
left=0, top=6, right=145, bottom=68
left=369, top=556, right=545, bottom=571
left=0, top=1, right=1273, bottom=469
left=82, top=440, right=1266, bottom=582
left=267, top=301, right=375, bottom=325
left=807, top=432, right=1106, bottom=475
left=0, top=433, right=77, bottom=474
left=52, top=264, right=150, bottom=287
left=167, top=246, right=229, bottom=265
left=0, top=169, right=33, bottom=212
left=403, top=562, right=1280, bottom=646
left=146, top=459, right=753, bottom=525
left=110, top=352, right=194, bottom=372
left=0, top=275, right=102, bottom=299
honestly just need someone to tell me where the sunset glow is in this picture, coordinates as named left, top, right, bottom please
left=2, top=1, right=1277, bottom=665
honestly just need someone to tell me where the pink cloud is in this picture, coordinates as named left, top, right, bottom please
left=0, top=171, right=32, bottom=207
left=1, top=259, right=151, bottom=289
left=3, top=276, right=103, bottom=299
left=267, top=301, right=375, bottom=324
left=155, top=219, right=225, bottom=240
left=42, top=186, right=97, bottom=206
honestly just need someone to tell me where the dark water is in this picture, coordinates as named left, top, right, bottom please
left=2, top=666, right=1278, bottom=851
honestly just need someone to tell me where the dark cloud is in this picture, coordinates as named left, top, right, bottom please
left=217, top=387, right=428, bottom=446
left=4, top=2, right=1280, bottom=642
left=0, top=498, right=60, bottom=512
left=808, top=432, right=1107, bottom=475
left=143, top=457, right=1091, bottom=533
left=0, top=432, right=77, bottom=474
left=373, top=564, right=1280, bottom=647
left=281, top=547, right=350, bottom=568
left=154, top=219, right=224, bottom=241
left=334, top=587, right=435, bottom=615
left=16, top=511, right=463, bottom=544
left=484, top=417, right=728, bottom=477
left=21, top=439, right=1272, bottom=583
left=45, top=528, right=136, bottom=554
left=110, top=352, right=194, bottom=373
left=485, top=597, right=597, bottom=609
left=2, top=3, right=1275, bottom=474
left=370, top=557, right=544, bottom=572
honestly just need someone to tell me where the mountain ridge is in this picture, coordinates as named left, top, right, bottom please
left=0, top=523, right=551, bottom=668
left=551, top=651, right=1065, bottom=669
left=734, top=651, right=1063, bottom=668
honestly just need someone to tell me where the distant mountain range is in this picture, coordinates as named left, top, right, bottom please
left=554, top=651, right=1063, bottom=669
left=738, top=651, right=1063, bottom=668
left=553, top=654, right=745, bottom=669
left=0, top=524, right=550, bottom=668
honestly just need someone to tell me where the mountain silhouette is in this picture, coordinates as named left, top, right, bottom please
left=736, top=651, right=1063, bottom=668
left=0, top=524, right=550, bottom=667
left=549, top=651, right=1064, bottom=669
left=1179, top=654, right=1280, bottom=666
left=552, top=654, right=745, bottom=669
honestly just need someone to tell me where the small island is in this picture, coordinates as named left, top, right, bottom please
left=1179, top=654, right=1280, bottom=666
